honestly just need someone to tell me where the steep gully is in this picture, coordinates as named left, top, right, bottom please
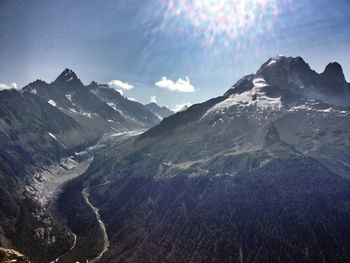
left=50, top=130, right=145, bottom=262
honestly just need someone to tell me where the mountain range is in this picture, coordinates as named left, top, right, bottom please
left=1, top=56, right=350, bottom=262
left=0, top=69, right=171, bottom=262
left=61, top=56, right=350, bottom=263
left=23, top=69, right=163, bottom=132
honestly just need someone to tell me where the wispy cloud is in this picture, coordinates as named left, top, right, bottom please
left=108, top=80, right=134, bottom=90
left=173, top=102, right=192, bottom=112
left=150, top=96, right=157, bottom=103
left=0, top=83, right=18, bottom=91
left=155, top=77, right=195, bottom=93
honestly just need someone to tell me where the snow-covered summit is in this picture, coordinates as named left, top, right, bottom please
left=225, top=56, right=350, bottom=107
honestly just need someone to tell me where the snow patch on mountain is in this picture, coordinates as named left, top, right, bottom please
left=287, top=105, right=313, bottom=112
left=173, top=102, right=192, bottom=112
left=155, top=113, right=163, bottom=121
left=106, top=101, right=151, bottom=126
left=48, top=133, right=57, bottom=140
left=266, top=60, right=277, bottom=67
left=286, top=100, right=349, bottom=115
left=68, top=107, right=93, bottom=118
left=204, top=77, right=281, bottom=117
left=48, top=99, right=56, bottom=107
left=82, top=112, right=92, bottom=118
left=30, top=89, right=37, bottom=95
left=107, top=102, right=118, bottom=111
left=252, top=77, right=268, bottom=88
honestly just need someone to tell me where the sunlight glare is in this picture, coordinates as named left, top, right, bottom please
left=164, top=0, right=280, bottom=46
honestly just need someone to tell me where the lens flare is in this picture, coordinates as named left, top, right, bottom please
left=163, top=0, right=280, bottom=47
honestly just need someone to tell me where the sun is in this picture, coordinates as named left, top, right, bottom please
left=163, top=0, right=279, bottom=46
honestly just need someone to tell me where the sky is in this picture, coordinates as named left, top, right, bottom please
left=1, top=0, right=350, bottom=109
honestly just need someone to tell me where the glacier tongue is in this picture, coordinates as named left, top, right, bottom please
left=25, top=157, right=93, bottom=208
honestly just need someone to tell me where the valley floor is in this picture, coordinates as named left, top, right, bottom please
left=50, top=130, right=145, bottom=263
left=82, top=187, right=109, bottom=263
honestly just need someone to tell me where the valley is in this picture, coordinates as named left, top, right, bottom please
left=56, top=56, right=350, bottom=263
left=53, top=130, right=144, bottom=263
left=0, top=56, right=350, bottom=263
left=37, top=129, right=146, bottom=262
left=82, top=187, right=109, bottom=263
left=0, top=67, right=165, bottom=262
left=2, top=1, right=350, bottom=262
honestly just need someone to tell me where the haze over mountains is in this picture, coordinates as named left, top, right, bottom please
left=0, top=56, right=350, bottom=262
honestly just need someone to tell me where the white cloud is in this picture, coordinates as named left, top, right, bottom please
left=155, top=76, right=195, bottom=93
left=128, top=97, right=137, bottom=101
left=150, top=96, right=157, bottom=103
left=108, top=80, right=134, bottom=90
left=0, top=83, right=18, bottom=91
left=172, top=102, right=192, bottom=112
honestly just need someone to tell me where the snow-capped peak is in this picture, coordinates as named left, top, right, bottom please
left=204, top=76, right=282, bottom=117
left=221, top=55, right=350, bottom=115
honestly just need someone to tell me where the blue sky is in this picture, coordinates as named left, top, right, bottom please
left=1, top=0, right=350, bottom=109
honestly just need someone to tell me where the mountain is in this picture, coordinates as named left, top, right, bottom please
left=144, top=102, right=174, bottom=119
left=224, top=55, right=350, bottom=105
left=60, top=56, right=350, bottom=262
left=0, top=69, right=163, bottom=262
left=0, top=89, right=100, bottom=262
left=88, top=83, right=160, bottom=128
left=178, top=104, right=190, bottom=112
left=23, top=69, right=160, bottom=132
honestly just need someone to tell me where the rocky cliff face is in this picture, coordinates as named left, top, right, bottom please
left=0, top=247, right=31, bottom=263
left=90, top=85, right=160, bottom=128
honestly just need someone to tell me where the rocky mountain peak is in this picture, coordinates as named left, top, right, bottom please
left=225, top=56, right=349, bottom=106
left=256, top=55, right=312, bottom=79
left=32, top=79, right=48, bottom=85
left=54, top=68, right=80, bottom=84
left=322, top=62, right=346, bottom=84
left=87, top=81, right=100, bottom=90
left=89, top=82, right=109, bottom=89
left=144, top=102, right=174, bottom=119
